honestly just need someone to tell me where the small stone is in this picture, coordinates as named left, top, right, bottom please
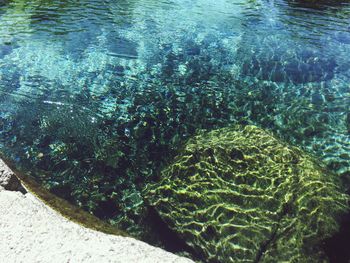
left=0, top=159, right=22, bottom=191
left=311, top=92, right=324, bottom=105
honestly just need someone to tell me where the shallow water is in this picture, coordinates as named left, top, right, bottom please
left=0, top=0, right=349, bottom=260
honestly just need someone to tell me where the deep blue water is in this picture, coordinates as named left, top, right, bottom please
left=0, top=0, right=349, bottom=260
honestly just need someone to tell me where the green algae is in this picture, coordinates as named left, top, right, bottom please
left=145, top=125, right=349, bottom=262
left=1, top=156, right=127, bottom=237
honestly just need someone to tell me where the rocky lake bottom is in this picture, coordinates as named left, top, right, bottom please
left=0, top=0, right=349, bottom=262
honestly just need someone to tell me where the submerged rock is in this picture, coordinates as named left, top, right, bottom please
left=145, top=125, right=348, bottom=262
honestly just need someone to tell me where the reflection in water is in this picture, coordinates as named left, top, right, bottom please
left=0, top=0, right=350, bottom=261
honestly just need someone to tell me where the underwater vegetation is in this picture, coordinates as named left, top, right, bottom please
left=145, top=125, right=348, bottom=262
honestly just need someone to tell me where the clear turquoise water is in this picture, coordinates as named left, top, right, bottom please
left=0, top=0, right=349, bottom=259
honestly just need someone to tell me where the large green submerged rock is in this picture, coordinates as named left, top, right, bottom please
left=145, top=125, right=348, bottom=262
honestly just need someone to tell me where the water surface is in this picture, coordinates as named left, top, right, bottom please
left=0, top=0, right=349, bottom=259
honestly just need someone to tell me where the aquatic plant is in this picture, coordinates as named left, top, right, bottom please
left=145, top=125, right=349, bottom=262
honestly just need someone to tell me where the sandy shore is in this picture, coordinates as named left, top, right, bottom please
left=0, top=159, right=193, bottom=263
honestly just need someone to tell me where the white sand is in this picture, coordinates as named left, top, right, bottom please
left=0, top=159, right=193, bottom=263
